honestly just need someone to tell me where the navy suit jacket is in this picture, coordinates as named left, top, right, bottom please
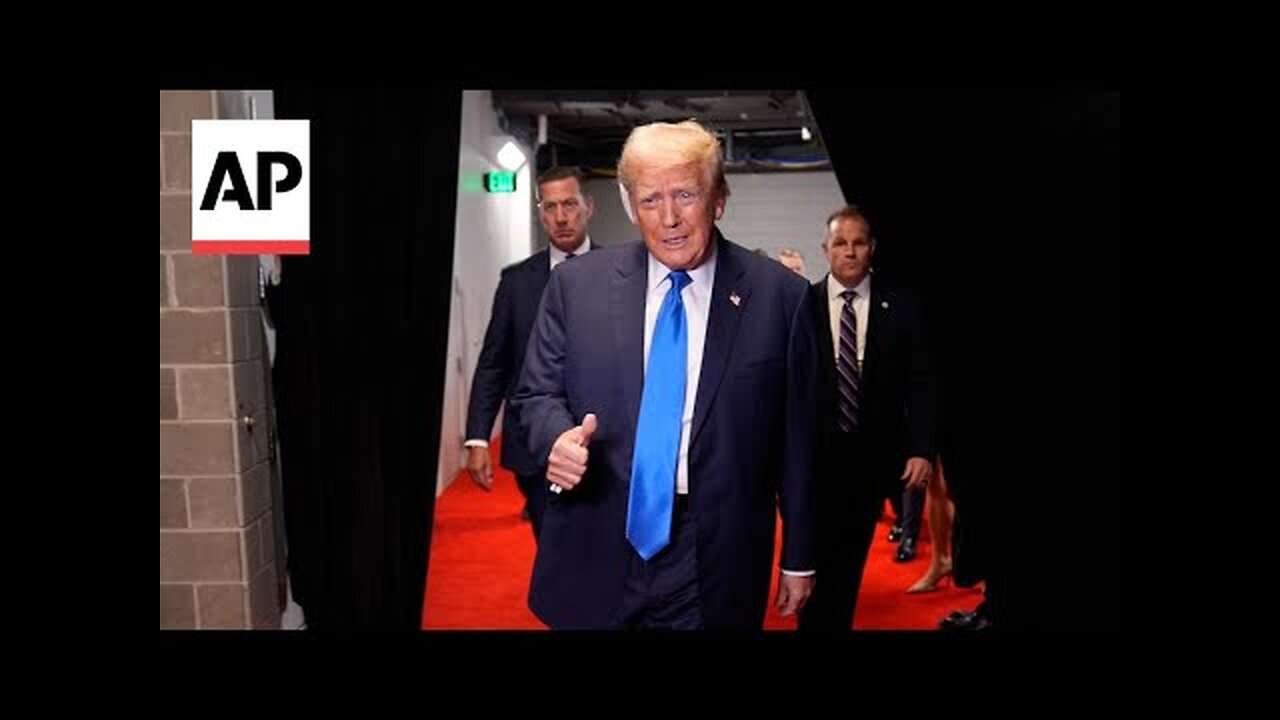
left=512, top=233, right=820, bottom=630
left=465, top=249, right=552, bottom=476
left=810, top=275, right=939, bottom=495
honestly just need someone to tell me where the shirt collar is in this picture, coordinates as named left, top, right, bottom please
left=647, top=240, right=717, bottom=294
left=549, top=235, right=591, bottom=266
left=827, top=271, right=871, bottom=302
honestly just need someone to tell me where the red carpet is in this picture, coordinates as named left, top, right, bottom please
left=423, top=441, right=982, bottom=630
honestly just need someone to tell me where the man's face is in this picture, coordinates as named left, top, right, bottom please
left=629, top=160, right=724, bottom=270
left=538, top=177, right=593, bottom=253
left=823, top=216, right=875, bottom=287
left=780, top=255, right=806, bottom=275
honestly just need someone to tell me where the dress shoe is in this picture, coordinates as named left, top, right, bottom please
left=894, top=537, right=917, bottom=563
left=939, top=601, right=995, bottom=631
left=968, top=615, right=994, bottom=631
left=938, top=610, right=976, bottom=630
left=887, top=525, right=904, bottom=543
left=940, top=610, right=994, bottom=631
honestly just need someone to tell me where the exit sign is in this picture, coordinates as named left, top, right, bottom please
left=484, top=172, right=516, bottom=193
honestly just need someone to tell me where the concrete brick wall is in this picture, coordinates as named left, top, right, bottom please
left=160, top=91, right=283, bottom=629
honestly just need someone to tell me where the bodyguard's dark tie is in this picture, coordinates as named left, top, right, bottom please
left=627, top=270, right=691, bottom=560
left=837, top=289, right=862, bottom=432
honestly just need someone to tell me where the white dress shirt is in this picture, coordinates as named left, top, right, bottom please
left=644, top=248, right=809, bottom=576
left=549, top=235, right=591, bottom=270
left=827, top=272, right=871, bottom=370
left=643, top=248, right=715, bottom=496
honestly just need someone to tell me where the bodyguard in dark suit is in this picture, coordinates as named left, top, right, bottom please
left=464, top=167, right=594, bottom=542
left=512, top=121, right=821, bottom=630
left=798, top=205, right=940, bottom=631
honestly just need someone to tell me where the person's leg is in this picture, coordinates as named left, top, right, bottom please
left=798, top=526, right=873, bottom=630
left=908, top=460, right=954, bottom=592
left=799, top=481, right=880, bottom=631
left=886, top=484, right=905, bottom=542
left=612, top=497, right=702, bottom=630
left=895, top=484, right=925, bottom=561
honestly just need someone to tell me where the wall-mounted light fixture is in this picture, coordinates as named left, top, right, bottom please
left=497, top=140, right=526, bottom=171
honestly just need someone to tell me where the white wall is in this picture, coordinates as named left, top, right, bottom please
left=585, top=171, right=846, bottom=283
left=438, top=90, right=536, bottom=496
left=581, top=178, right=635, bottom=248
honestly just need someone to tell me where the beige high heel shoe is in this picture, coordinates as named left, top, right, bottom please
left=906, top=557, right=953, bottom=594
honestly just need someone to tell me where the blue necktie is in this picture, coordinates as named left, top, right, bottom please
left=627, top=270, right=691, bottom=560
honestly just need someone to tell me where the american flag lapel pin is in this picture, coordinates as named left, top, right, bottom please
left=729, top=291, right=741, bottom=308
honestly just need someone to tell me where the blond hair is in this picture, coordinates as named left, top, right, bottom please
left=617, top=120, right=729, bottom=200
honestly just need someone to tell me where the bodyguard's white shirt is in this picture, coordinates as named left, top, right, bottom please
left=549, top=235, right=591, bottom=270
left=827, top=273, right=871, bottom=369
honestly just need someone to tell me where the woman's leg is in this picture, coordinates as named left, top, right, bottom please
left=907, top=458, right=954, bottom=593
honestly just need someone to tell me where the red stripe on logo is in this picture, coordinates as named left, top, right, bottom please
left=191, top=241, right=310, bottom=255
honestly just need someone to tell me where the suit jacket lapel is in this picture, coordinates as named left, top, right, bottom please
left=863, top=278, right=889, bottom=386
left=612, top=243, right=648, bottom=442
left=532, top=249, right=550, bottom=291
left=691, top=234, right=749, bottom=448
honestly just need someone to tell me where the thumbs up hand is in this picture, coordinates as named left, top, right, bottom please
left=547, top=413, right=597, bottom=493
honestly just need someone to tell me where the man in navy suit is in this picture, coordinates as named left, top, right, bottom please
left=464, top=166, right=594, bottom=542
left=511, top=121, right=821, bottom=630
left=798, top=205, right=940, bottom=631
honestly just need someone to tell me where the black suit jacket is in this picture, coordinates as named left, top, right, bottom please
left=512, top=234, right=821, bottom=630
left=811, top=275, right=939, bottom=496
left=465, top=249, right=554, bottom=476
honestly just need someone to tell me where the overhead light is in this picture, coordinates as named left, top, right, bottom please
left=497, top=140, right=526, bottom=171
left=801, top=126, right=812, bottom=142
